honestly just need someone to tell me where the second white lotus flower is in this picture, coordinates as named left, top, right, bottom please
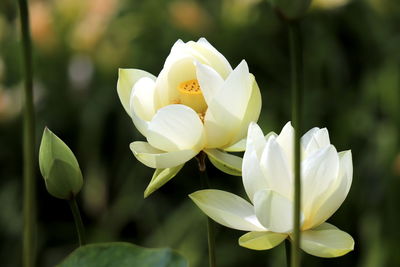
left=190, top=122, right=354, bottom=258
left=117, top=38, right=261, bottom=196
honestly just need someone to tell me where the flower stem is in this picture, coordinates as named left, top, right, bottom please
left=289, top=20, right=303, bottom=267
left=196, top=152, right=216, bottom=267
left=18, top=0, right=36, bottom=265
left=285, top=239, right=291, bottom=267
left=68, top=197, right=86, bottom=246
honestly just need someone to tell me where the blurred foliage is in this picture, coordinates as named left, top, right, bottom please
left=58, top=242, right=188, bottom=267
left=0, top=0, right=399, bottom=266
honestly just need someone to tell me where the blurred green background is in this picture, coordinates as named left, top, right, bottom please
left=1, top=0, right=399, bottom=266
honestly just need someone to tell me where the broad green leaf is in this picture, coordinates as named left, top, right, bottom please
left=58, top=242, right=188, bottom=267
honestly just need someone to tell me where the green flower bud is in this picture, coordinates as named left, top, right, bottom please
left=39, top=128, right=83, bottom=200
left=268, top=0, right=311, bottom=20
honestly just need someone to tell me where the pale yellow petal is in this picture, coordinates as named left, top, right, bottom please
left=204, top=149, right=242, bottom=176
left=189, top=189, right=266, bottom=231
left=223, top=138, right=246, bottom=152
left=203, top=60, right=252, bottom=148
left=117, top=68, right=156, bottom=115
left=129, top=77, right=158, bottom=121
left=275, top=121, right=294, bottom=171
left=300, top=223, right=354, bottom=258
left=239, top=231, right=287, bottom=250
left=190, top=38, right=233, bottom=78
left=227, top=75, right=262, bottom=146
left=307, top=150, right=353, bottom=228
left=253, top=189, right=302, bottom=233
left=304, top=128, right=331, bottom=157
left=260, top=135, right=293, bottom=199
left=302, top=145, right=339, bottom=221
left=130, top=141, right=198, bottom=169
left=146, top=105, right=205, bottom=151
left=144, top=165, right=184, bottom=198
left=196, top=62, right=224, bottom=105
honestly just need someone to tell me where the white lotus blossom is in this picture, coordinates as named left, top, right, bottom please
left=190, top=122, right=354, bottom=257
left=117, top=38, right=261, bottom=196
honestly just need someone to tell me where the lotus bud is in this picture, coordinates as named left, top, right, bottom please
left=39, top=128, right=83, bottom=200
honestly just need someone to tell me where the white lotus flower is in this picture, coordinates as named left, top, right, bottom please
left=117, top=38, right=261, bottom=197
left=190, top=122, right=354, bottom=258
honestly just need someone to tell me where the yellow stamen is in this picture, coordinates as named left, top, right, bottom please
left=177, top=79, right=207, bottom=114
left=178, top=79, right=202, bottom=95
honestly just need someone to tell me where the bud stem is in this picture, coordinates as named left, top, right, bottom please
left=18, top=0, right=36, bottom=265
left=196, top=152, right=217, bottom=267
left=289, top=20, right=303, bottom=267
left=68, top=197, right=86, bottom=246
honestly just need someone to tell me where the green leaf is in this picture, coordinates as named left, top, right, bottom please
left=57, top=242, right=188, bottom=267
left=204, top=149, right=242, bottom=176
left=144, top=165, right=184, bottom=198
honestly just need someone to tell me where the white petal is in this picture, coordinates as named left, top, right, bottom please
left=130, top=141, right=198, bottom=169
left=144, top=164, right=184, bottom=198
left=130, top=110, right=150, bottom=137
left=146, top=105, right=205, bottom=151
left=242, top=144, right=268, bottom=202
left=163, top=39, right=192, bottom=68
left=246, top=122, right=266, bottom=158
left=260, top=135, right=292, bottom=198
left=239, top=231, right=287, bottom=250
left=196, top=62, right=224, bottom=105
left=189, top=189, right=266, bottom=231
left=223, top=138, right=246, bottom=152
left=191, top=38, right=233, bottom=78
left=304, top=128, right=331, bottom=157
left=204, top=149, right=242, bottom=176
left=276, top=122, right=294, bottom=171
left=203, top=60, right=252, bottom=148
left=129, top=77, right=157, bottom=121
left=225, top=130, right=277, bottom=154
left=302, top=145, right=339, bottom=222
left=253, top=189, right=300, bottom=233
left=307, top=150, right=353, bottom=228
left=241, top=122, right=271, bottom=201
left=153, top=68, right=172, bottom=108
left=300, top=223, right=354, bottom=258
left=169, top=39, right=185, bottom=54
left=227, top=75, right=262, bottom=146
left=301, top=127, right=319, bottom=149
left=117, top=68, right=156, bottom=115
left=156, top=57, right=198, bottom=107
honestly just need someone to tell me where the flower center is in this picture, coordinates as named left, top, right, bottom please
left=177, top=79, right=207, bottom=114
left=178, top=79, right=202, bottom=94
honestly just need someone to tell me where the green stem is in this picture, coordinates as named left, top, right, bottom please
left=289, top=20, right=303, bottom=267
left=69, top=197, right=86, bottom=246
left=18, top=0, right=36, bottom=266
left=196, top=152, right=216, bottom=267
left=285, top=239, right=291, bottom=267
